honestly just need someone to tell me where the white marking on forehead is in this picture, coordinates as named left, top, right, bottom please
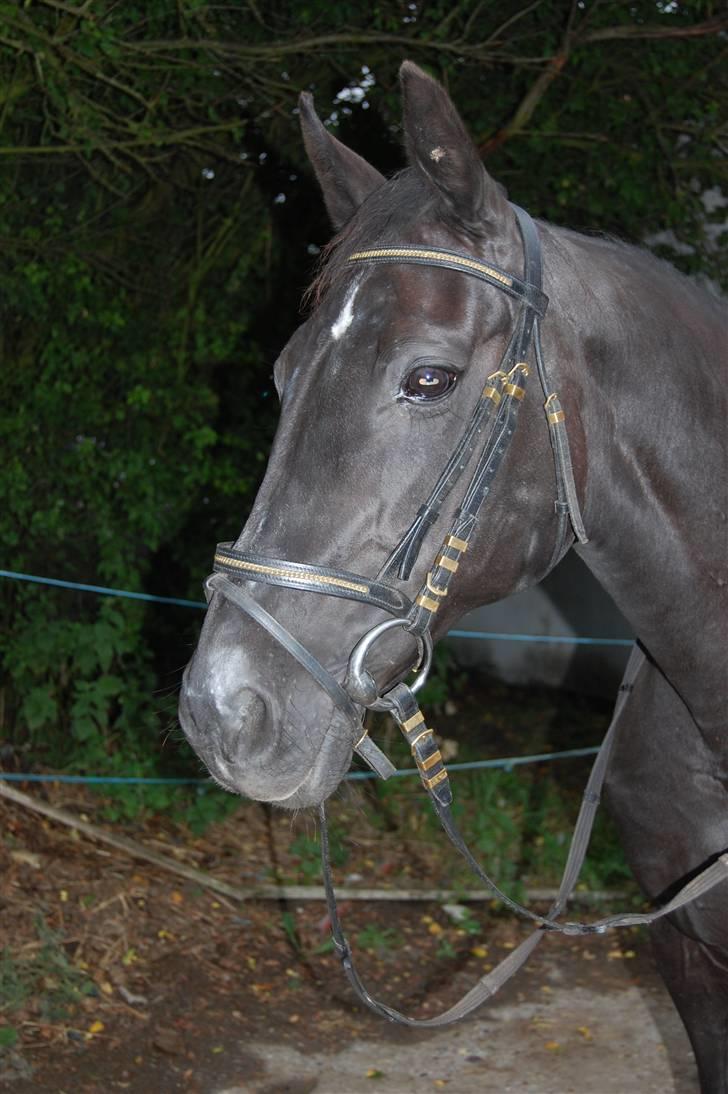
left=331, top=279, right=360, bottom=340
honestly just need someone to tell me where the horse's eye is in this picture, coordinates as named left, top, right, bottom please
left=401, top=364, right=457, bottom=402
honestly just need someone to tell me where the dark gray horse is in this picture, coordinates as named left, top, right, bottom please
left=179, top=63, right=728, bottom=1091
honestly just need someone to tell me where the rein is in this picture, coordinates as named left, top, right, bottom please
left=205, top=205, right=728, bottom=1025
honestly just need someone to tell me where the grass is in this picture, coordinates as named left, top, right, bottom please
left=0, top=917, right=96, bottom=1024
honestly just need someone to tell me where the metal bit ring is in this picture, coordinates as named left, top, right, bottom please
left=344, top=617, right=433, bottom=711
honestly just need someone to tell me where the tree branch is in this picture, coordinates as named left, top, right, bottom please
left=582, top=14, right=728, bottom=43
left=479, top=11, right=728, bottom=156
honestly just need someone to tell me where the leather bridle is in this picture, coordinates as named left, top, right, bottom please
left=209, top=206, right=585, bottom=778
left=204, top=205, right=728, bottom=1026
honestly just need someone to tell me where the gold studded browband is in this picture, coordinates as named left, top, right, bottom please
left=346, top=245, right=548, bottom=317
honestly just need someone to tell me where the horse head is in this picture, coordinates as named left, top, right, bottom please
left=178, top=63, right=583, bottom=807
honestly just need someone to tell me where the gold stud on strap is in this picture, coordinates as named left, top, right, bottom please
left=435, top=552, right=458, bottom=573
left=416, top=593, right=440, bottom=613
left=424, top=769, right=449, bottom=791
left=401, top=710, right=425, bottom=733
left=421, top=749, right=443, bottom=772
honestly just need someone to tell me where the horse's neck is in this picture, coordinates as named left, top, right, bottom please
left=552, top=230, right=728, bottom=737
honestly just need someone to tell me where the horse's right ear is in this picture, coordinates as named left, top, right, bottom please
left=299, top=92, right=385, bottom=230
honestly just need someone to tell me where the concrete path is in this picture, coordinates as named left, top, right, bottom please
left=218, top=970, right=699, bottom=1094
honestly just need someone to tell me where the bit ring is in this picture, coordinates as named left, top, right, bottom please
left=344, top=617, right=433, bottom=711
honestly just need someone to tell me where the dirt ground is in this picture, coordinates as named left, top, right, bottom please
left=0, top=778, right=700, bottom=1094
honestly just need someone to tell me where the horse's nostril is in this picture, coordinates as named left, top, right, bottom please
left=239, top=687, right=268, bottom=735
left=218, top=686, right=269, bottom=762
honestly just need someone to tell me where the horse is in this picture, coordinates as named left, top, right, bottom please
left=179, top=62, right=728, bottom=1091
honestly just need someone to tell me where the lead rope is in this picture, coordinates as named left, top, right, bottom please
left=319, top=645, right=728, bottom=1026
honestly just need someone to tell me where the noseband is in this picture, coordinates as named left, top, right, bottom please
left=203, top=206, right=728, bottom=1024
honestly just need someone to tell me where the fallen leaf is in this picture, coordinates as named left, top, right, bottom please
left=153, top=1028, right=185, bottom=1056
left=544, top=1040, right=561, bottom=1051
left=10, top=850, right=41, bottom=869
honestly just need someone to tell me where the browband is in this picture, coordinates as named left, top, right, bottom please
left=346, top=245, right=548, bottom=317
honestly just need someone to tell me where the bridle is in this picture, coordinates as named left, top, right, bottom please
left=204, top=205, right=728, bottom=1026
left=209, top=206, right=584, bottom=777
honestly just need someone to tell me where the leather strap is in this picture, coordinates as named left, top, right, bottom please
left=346, top=245, right=548, bottom=317
left=319, top=646, right=728, bottom=1025
left=214, top=545, right=412, bottom=616
left=534, top=321, right=589, bottom=544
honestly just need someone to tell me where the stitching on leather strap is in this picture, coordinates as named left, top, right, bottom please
left=348, top=248, right=513, bottom=287
left=214, top=553, right=370, bottom=596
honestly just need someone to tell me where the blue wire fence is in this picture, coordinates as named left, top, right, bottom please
left=0, top=567, right=628, bottom=787
left=0, top=569, right=634, bottom=647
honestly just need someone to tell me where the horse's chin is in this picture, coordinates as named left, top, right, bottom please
left=203, top=717, right=356, bottom=810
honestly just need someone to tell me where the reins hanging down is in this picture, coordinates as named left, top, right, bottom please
left=205, top=204, right=728, bottom=1026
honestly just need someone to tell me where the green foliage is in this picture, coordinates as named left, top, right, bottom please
left=0, top=1026, right=18, bottom=1049
left=287, top=827, right=347, bottom=881
left=356, top=924, right=402, bottom=955
left=0, top=2, right=725, bottom=790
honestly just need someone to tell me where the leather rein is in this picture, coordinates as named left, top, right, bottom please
left=205, top=205, right=728, bottom=1026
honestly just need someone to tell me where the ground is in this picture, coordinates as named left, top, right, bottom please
left=0, top=682, right=703, bottom=1092
left=0, top=777, right=699, bottom=1094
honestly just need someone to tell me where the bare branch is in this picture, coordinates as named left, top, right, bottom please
left=582, top=14, right=728, bottom=43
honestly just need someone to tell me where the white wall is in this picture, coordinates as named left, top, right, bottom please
left=448, top=552, right=633, bottom=697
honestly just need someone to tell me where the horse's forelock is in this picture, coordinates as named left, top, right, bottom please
left=304, top=169, right=436, bottom=309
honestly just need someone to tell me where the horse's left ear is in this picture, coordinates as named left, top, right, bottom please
left=299, top=92, right=386, bottom=230
left=400, top=61, right=509, bottom=232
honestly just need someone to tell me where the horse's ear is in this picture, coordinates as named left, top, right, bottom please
left=299, top=92, right=386, bottom=230
left=400, top=61, right=508, bottom=232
